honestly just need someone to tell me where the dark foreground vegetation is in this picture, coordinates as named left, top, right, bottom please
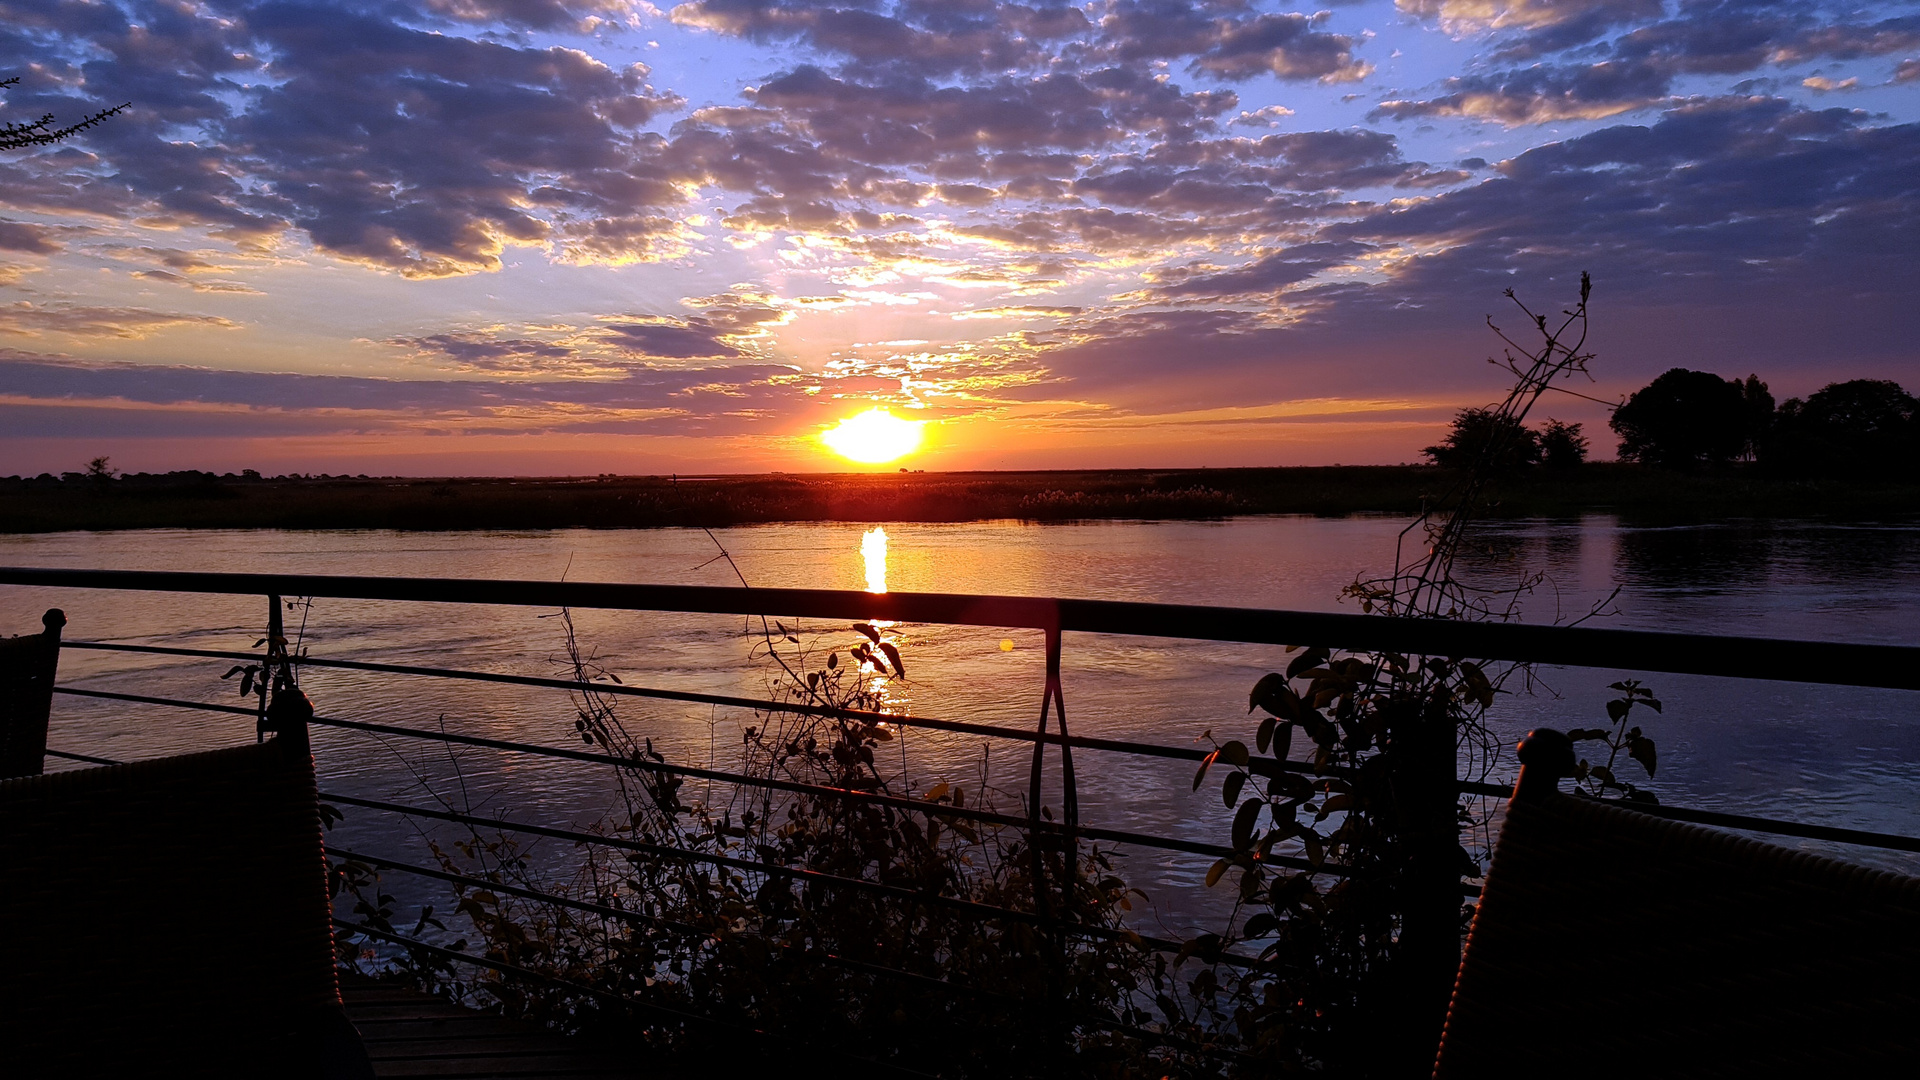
left=5, top=462, right=1918, bottom=532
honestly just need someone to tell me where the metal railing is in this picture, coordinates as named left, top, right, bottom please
left=10, top=565, right=1920, bottom=1060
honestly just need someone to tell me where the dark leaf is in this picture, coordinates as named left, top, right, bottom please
left=1232, top=797, right=1263, bottom=851
left=1220, top=740, right=1250, bottom=767
left=1302, top=712, right=1337, bottom=747
left=1460, top=662, right=1496, bottom=708
left=1192, top=751, right=1218, bottom=791
left=1222, top=771, right=1246, bottom=809
left=1275, top=773, right=1312, bottom=801
left=853, top=623, right=881, bottom=644
left=878, top=642, right=906, bottom=680
left=1628, top=736, right=1658, bottom=778
left=1205, top=859, right=1230, bottom=889
left=1242, top=912, right=1278, bottom=939
left=1287, top=647, right=1330, bottom=681
left=1256, top=716, right=1276, bottom=754
left=1249, top=672, right=1289, bottom=715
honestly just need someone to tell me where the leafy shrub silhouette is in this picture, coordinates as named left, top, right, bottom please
left=1193, top=276, right=1662, bottom=1076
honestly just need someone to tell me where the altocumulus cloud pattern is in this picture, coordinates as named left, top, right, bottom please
left=0, top=0, right=1915, bottom=471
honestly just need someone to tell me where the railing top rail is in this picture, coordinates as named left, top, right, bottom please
left=5, top=566, right=1918, bottom=691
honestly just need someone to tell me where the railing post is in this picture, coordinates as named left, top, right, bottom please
left=1388, top=694, right=1464, bottom=1072
left=0, top=608, right=64, bottom=778
left=1026, top=621, right=1077, bottom=913
left=257, top=594, right=282, bottom=742
left=1024, top=614, right=1079, bottom=1066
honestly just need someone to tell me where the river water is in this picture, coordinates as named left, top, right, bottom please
left=5, top=515, right=1918, bottom=937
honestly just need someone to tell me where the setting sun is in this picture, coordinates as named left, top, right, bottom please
left=820, top=407, right=925, bottom=464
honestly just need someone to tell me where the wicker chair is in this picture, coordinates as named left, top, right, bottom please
left=0, top=608, right=63, bottom=779
left=0, top=689, right=374, bottom=1077
left=1434, top=728, right=1920, bottom=1078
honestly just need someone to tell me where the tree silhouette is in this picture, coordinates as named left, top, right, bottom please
left=1424, top=407, right=1540, bottom=471
left=1770, top=379, right=1918, bottom=477
left=1, top=76, right=126, bottom=150
left=1610, top=368, right=1750, bottom=469
left=1737, top=375, right=1774, bottom=462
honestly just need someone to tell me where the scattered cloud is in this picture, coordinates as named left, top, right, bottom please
left=0, top=220, right=60, bottom=255
left=131, top=270, right=265, bottom=294
left=0, top=302, right=237, bottom=339
left=1378, top=4, right=1920, bottom=125
left=2, top=0, right=1916, bottom=464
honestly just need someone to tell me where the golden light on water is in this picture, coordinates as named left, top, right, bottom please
left=821, top=407, right=924, bottom=464
left=861, top=527, right=888, bottom=594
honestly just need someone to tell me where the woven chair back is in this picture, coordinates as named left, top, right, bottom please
left=0, top=734, right=349, bottom=1072
left=1435, top=787, right=1920, bottom=1077
left=0, top=608, right=63, bottom=778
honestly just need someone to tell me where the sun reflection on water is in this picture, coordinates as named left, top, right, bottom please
left=861, top=526, right=888, bottom=594
left=856, top=527, right=900, bottom=714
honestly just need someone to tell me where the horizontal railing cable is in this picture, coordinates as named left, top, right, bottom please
left=332, top=846, right=703, bottom=937
left=11, top=566, right=1920, bottom=690
left=1458, top=774, right=1920, bottom=853
left=322, top=791, right=1048, bottom=925
left=1595, top=796, right=1920, bottom=853
left=304, top=712, right=1280, bottom=867
left=48, top=684, right=1319, bottom=869
left=38, top=748, right=1277, bottom=1010
left=320, top=790, right=1261, bottom=967
left=49, top=683, right=1920, bottom=855
left=59, top=639, right=1339, bottom=780
left=43, top=747, right=121, bottom=766
left=1459, top=779, right=1512, bottom=797
left=54, top=685, right=258, bottom=717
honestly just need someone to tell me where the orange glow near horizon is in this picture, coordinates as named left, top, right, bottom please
left=821, top=407, right=925, bottom=464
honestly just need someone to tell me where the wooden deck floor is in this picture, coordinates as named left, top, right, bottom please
left=342, top=979, right=672, bottom=1079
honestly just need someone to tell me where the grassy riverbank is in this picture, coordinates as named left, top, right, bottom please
left=3, top=464, right=1916, bottom=532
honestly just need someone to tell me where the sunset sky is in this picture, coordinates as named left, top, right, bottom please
left=2, top=0, right=1916, bottom=475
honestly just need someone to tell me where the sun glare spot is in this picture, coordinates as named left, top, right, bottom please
left=821, top=407, right=924, bottom=464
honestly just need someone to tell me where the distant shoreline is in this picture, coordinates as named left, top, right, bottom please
left=4, top=464, right=1916, bottom=533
